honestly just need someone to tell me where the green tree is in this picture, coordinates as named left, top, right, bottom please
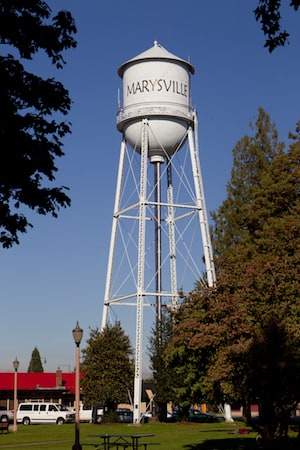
left=211, top=107, right=286, bottom=259
left=165, top=288, right=225, bottom=414
left=254, top=0, right=300, bottom=52
left=81, top=323, right=134, bottom=412
left=166, top=109, right=300, bottom=448
left=0, top=1, right=77, bottom=248
left=148, top=311, right=176, bottom=421
left=28, top=346, right=44, bottom=372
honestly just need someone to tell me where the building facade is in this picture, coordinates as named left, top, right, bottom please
left=0, top=370, right=78, bottom=409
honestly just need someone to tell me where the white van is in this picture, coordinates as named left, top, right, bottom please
left=73, top=404, right=103, bottom=423
left=17, top=402, right=75, bottom=425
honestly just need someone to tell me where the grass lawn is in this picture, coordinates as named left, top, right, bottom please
left=0, top=421, right=298, bottom=449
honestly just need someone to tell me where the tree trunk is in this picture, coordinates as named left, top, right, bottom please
left=262, top=423, right=276, bottom=449
left=242, top=399, right=251, bottom=422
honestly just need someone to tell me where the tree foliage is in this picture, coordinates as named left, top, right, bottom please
left=0, top=1, right=77, bottom=248
left=254, top=0, right=300, bottom=52
left=28, top=346, right=44, bottom=372
left=81, top=323, right=134, bottom=411
left=148, top=311, right=177, bottom=421
left=166, top=109, right=300, bottom=447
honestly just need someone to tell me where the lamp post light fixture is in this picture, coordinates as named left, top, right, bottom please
left=13, top=357, right=19, bottom=432
left=72, top=321, right=83, bottom=450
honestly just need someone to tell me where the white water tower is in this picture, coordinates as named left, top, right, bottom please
left=101, top=42, right=216, bottom=423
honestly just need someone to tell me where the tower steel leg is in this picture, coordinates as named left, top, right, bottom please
left=102, top=139, right=127, bottom=330
left=188, top=116, right=216, bottom=287
left=133, top=120, right=148, bottom=423
left=167, top=163, right=178, bottom=310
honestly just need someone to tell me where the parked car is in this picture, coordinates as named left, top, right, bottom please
left=116, top=408, right=133, bottom=423
left=188, top=409, right=221, bottom=423
left=252, top=414, right=300, bottom=432
left=167, top=411, right=180, bottom=422
left=0, top=406, right=14, bottom=423
left=17, top=402, right=75, bottom=425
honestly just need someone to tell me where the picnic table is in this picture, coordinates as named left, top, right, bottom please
left=84, top=433, right=158, bottom=450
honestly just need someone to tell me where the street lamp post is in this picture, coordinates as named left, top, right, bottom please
left=13, top=357, right=19, bottom=432
left=72, top=322, right=83, bottom=450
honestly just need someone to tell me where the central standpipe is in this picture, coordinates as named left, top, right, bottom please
left=154, top=158, right=163, bottom=344
left=101, top=42, right=216, bottom=423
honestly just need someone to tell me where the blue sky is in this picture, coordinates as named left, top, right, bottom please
left=1, top=1, right=299, bottom=374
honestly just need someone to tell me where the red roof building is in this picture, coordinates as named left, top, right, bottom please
left=0, top=370, right=82, bottom=409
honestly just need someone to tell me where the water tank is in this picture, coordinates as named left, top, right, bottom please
left=117, top=41, right=195, bottom=160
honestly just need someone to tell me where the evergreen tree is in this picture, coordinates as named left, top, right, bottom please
left=211, top=107, right=286, bottom=259
left=0, top=1, right=77, bottom=248
left=28, top=346, right=44, bottom=372
left=166, top=109, right=300, bottom=448
left=148, top=311, right=176, bottom=421
left=81, top=323, right=134, bottom=412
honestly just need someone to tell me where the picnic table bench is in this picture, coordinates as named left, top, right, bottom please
left=84, top=433, right=159, bottom=450
left=83, top=443, right=159, bottom=450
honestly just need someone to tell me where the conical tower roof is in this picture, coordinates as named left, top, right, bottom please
left=118, top=41, right=195, bottom=77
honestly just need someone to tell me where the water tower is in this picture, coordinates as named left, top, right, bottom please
left=101, top=42, right=216, bottom=423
